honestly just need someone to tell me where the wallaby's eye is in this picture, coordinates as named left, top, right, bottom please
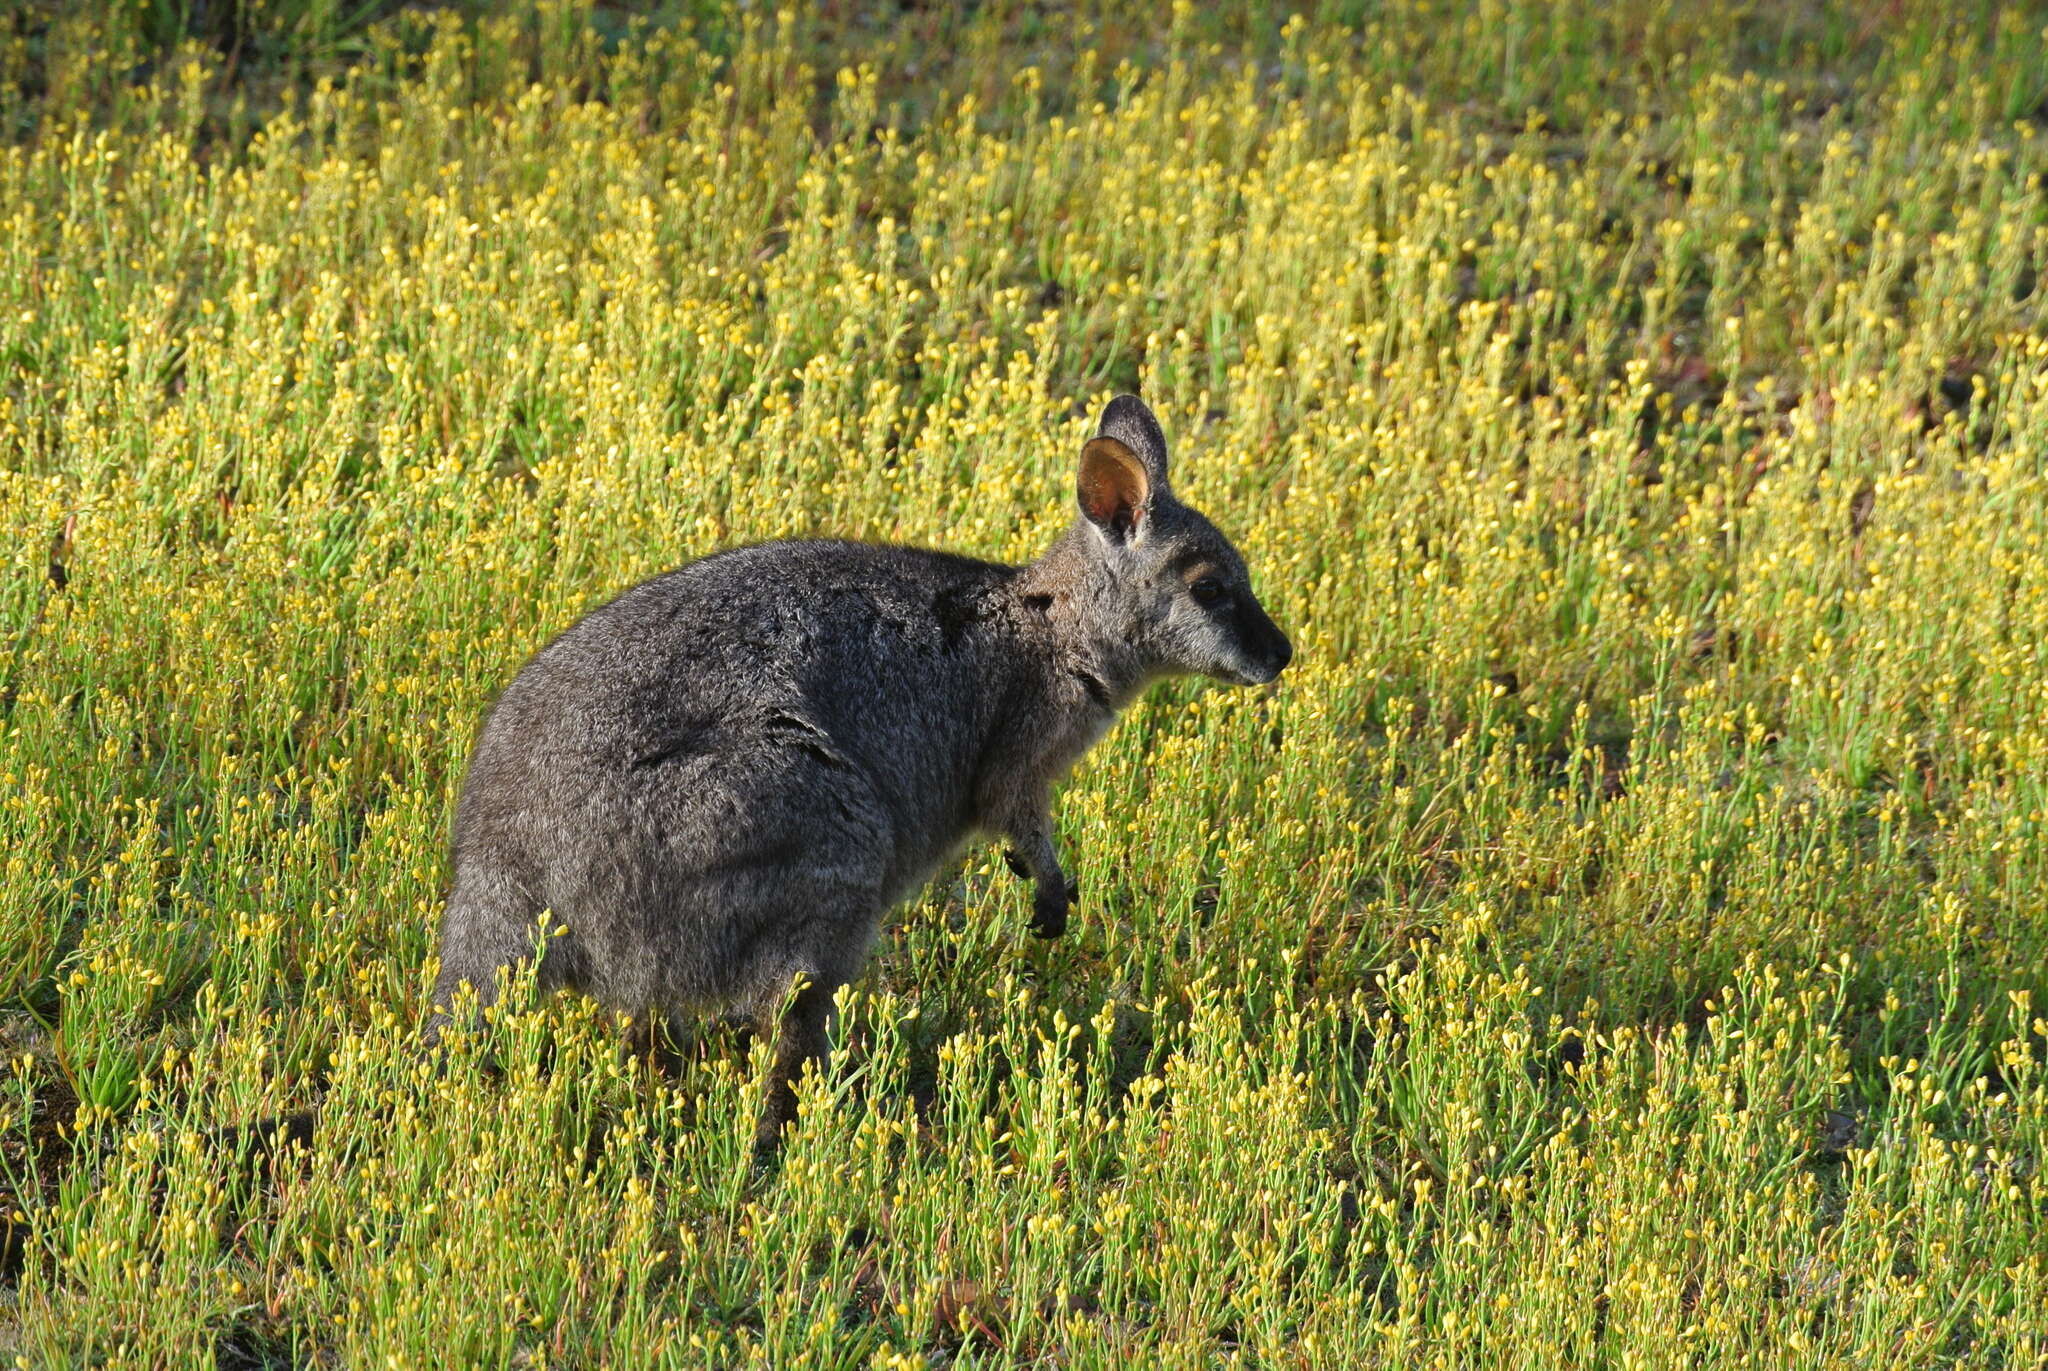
left=1189, top=578, right=1227, bottom=607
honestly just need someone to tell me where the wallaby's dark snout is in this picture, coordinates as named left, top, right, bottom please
left=1238, top=598, right=1292, bottom=683
left=430, top=394, right=1289, bottom=1154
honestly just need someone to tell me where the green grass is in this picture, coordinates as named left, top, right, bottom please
left=0, top=0, right=2045, bottom=1364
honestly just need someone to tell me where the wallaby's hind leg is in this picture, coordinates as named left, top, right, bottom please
left=752, top=973, right=840, bottom=1157
left=621, top=1010, right=695, bottom=1078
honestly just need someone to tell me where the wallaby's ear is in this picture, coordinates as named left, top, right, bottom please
left=1095, top=394, right=1171, bottom=495
left=1078, top=435, right=1151, bottom=542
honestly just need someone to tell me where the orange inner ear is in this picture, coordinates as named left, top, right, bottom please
left=1078, top=436, right=1150, bottom=534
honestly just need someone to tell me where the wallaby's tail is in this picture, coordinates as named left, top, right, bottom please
left=212, top=1106, right=324, bottom=1181
left=204, top=878, right=537, bottom=1192
left=180, top=875, right=568, bottom=1201
left=427, top=867, right=576, bottom=1044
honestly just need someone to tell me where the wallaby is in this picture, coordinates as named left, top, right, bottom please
left=429, top=394, right=1292, bottom=1152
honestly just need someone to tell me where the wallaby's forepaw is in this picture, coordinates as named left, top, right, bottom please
left=1028, top=876, right=1076, bottom=940
left=1002, top=848, right=1033, bottom=881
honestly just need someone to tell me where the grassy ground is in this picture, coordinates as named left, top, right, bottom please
left=1, top=0, right=2046, bottom=1364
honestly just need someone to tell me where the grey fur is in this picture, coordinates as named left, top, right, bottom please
left=429, top=395, right=1292, bottom=1150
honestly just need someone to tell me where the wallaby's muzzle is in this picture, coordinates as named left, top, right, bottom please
left=1234, top=596, right=1293, bottom=684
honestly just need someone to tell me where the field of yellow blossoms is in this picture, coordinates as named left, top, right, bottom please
left=0, top=1, right=2044, bottom=1364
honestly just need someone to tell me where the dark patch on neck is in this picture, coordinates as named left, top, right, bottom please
left=1022, top=592, right=1053, bottom=615
left=932, top=585, right=981, bottom=652
left=1071, top=668, right=1113, bottom=710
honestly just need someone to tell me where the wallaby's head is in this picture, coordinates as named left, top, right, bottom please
left=1068, top=395, right=1293, bottom=687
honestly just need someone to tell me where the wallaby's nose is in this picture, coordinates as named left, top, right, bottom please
left=1239, top=598, right=1293, bottom=682
left=1270, top=631, right=1293, bottom=675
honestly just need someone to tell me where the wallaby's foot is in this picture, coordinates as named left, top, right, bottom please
left=753, top=976, right=835, bottom=1158
left=618, top=1013, right=690, bottom=1079
left=1029, top=875, right=1076, bottom=939
left=752, top=1109, right=791, bottom=1164
left=753, top=1061, right=801, bottom=1157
